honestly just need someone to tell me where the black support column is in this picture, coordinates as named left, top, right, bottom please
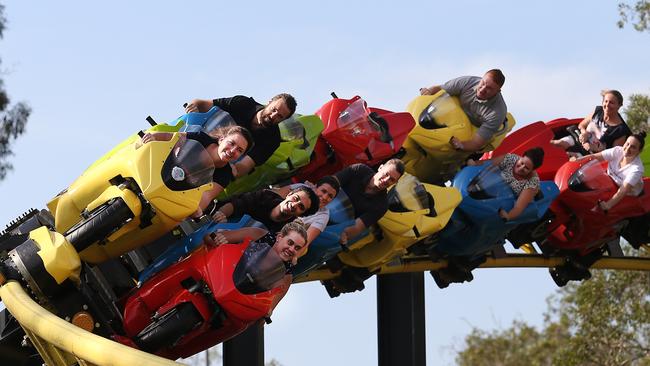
left=223, top=321, right=264, bottom=366
left=377, top=272, right=426, bottom=366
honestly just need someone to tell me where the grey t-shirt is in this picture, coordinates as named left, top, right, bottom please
left=442, top=75, right=507, bottom=140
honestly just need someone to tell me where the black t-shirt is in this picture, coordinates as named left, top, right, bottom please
left=592, top=106, right=632, bottom=149
left=220, top=189, right=291, bottom=233
left=186, top=131, right=235, bottom=188
left=212, top=96, right=281, bottom=166
left=334, top=163, right=388, bottom=227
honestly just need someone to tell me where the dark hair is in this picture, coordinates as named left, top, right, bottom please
left=385, top=158, right=405, bottom=175
left=271, top=93, right=297, bottom=116
left=290, top=186, right=320, bottom=217
left=523, top=147, right=545, bottom=169
left=208, top=125, right=254, bottom=154
left=485, top=69, right=506, bottom=87
left=601, top=89, right=624, bottom=106
left=316, top=175, right=340, bottom=195
left=280, top=219, right=308, bottom=244
left=631, top=131, right=647, bottom=151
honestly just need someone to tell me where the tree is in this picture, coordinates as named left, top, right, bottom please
left=618, top=1, right=650, bottom=32
left=0, top=3, right=31, bottom=181
left=623, top=94, right=650, bottom=132
left=456, top=257, right=650, bottom=366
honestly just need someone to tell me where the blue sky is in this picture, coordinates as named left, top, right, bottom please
left=1, top=1, right=648, bottom=365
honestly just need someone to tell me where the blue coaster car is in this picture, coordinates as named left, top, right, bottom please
left=137, top=215, right=251, bottom=284
left=292, top=190, right=369, bottom=278
left=177, top=106, right=236, bottom=133
left=428, top=162, right=559, bottom=288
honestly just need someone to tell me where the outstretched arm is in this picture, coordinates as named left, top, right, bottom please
left=340, top=218, right=367, bottom=245
left=203, top=227, right=268, bottom=246
left=184, top=99, right=214, bottom=113
left=600, top=183, right=633, bottom=211
left=419, top=85, right=442, bottom=95
left=499, top=187, right=537, bottom=221
left=450, top=133, right=488, bottom=153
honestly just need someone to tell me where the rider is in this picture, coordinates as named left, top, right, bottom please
left=468, top=147, right=545, bottom=221
left=275, top=175, right=341, bottom=251
left=139, top=125, right=253, bottom=216
left=334, top=159, right=405, bottom=245
left=211, top=186, right=319, bottom=233
left=573, top=132, right=646, bottom=211
left=184, top=93, right=297, bottom=177
left=205, top=220, right=308, bottom=267
left=550, top=89, right=631, bottom=154
left=420, top=69, right=507, bottom=153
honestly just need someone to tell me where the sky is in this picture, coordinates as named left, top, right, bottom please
left=1, top=1, right=649, bottom=365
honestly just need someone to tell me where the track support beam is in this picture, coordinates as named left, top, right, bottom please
left=377, top=272, right=426, bottom=366
left=223, top=321, right=264, bottom=366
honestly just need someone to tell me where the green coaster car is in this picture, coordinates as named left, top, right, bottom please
left=219, top=114, right=324, bottom=198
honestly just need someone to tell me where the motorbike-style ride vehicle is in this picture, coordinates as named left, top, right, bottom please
left=295, top=95, right=414, bottom=182
left=534, top=159, right=650, bottom=286
left=482, top=117, right=583, bottom=181
left=0, top=130, right=217, bottom=324
left=117, top=238, right=291, bottom=359
left=308, top=175, right=462, bottom=297
left=292, top=190, right=371, bottom=278
left=420, top=163, right=559, bottom=288
left=220, top=114, right=324, bottom=198
left=400, top=90, right=515, bottom=184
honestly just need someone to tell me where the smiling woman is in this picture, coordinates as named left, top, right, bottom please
left=139, top=125, right=253, bottom=217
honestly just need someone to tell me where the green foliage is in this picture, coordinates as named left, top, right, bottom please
left=457, top=262, right=650, bottom=366
left=618, top=1, right=650, bottom=32
left=0, top=3, right=31, bottom=181
left=623, top=94, right=650, bottom=132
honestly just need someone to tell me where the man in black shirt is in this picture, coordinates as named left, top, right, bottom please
left=334, top=159, right=405, bottom=245
left=184, top=93, right=297, bottom=177
left=212, top=186, right=318, bottom=234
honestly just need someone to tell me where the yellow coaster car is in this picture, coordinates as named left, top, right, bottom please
left=47, top=133, right=215, bottom=264
left=402, top=91, right=515, bottom=184
left=336, top=173, right=461, bottom=271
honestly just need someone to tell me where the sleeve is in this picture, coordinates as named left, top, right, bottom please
left=185, top=131, right=215, bottom=148
left=212, top=165, right=235, bottom=188
left=524, top=175, right=540, bottom=191
left=359, top=199, right=388, bottom=228
left=498, top=154, right=518, bottom=171
left=228, top=191, right=259, bottom=217
left=247, top=127, right=281, bottom=166
left=212, top=96, right=245, bottom=112
left=600, top=146, right=619, bottom=163
left=623, top=167, right=643, bottom=187
left=335, top=164, right=360, bottom=186
left=302, top=209, right=329, bottom=232
left=441, top=76, right=475, bottom=96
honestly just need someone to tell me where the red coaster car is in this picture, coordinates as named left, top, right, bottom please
left=118, top=239, right=290, bottom=359
left=482, top=117, right=582, bottom=181
left=539, top=159, right=650, bottom=285
left=295, top=95, right=414, bottom=182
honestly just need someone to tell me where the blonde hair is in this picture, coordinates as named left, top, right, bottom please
left=601, top=89, right=624, bottom=106
left=280, top=219, right=307, bottom=244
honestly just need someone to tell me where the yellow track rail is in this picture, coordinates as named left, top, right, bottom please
left=2, top=251, right=649, bottom=365
left=294, top=253, right=650, bottom=282
left=0, top=281, right=184, bottom=366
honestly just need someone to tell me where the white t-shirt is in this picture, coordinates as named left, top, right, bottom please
left=289, top=183, right=330, bottom=232
left=601, top=146, right=645, bottom=196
